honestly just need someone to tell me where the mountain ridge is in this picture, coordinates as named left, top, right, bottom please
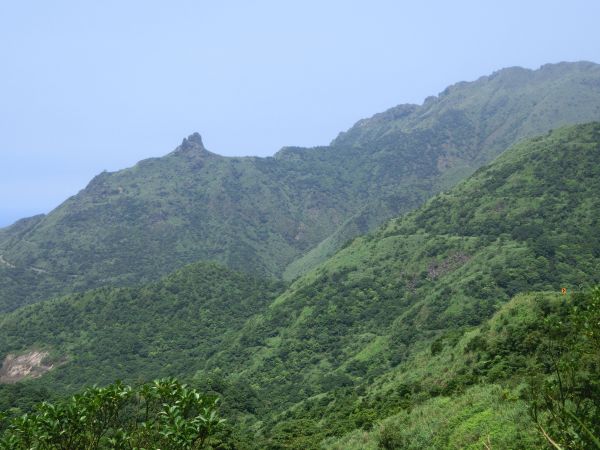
left=1, top=123, right=599, bottom=448
left=1, top=61, right=600, bottom=311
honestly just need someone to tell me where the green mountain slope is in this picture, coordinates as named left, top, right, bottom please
left=1, top=123, right=599, bottom=448
left=2, top=62, right=600, bottom=311
left=323, top=288, right=599, bottom=449
left=0, top=262, right=282, bottom=412
left=287, top=60, right=600, bottom=278
left=200, top=123, right=600, bottom=445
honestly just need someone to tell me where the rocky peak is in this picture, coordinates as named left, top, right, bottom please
left=179, top=132, right=206, bottom=152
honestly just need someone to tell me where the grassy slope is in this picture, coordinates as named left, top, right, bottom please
left=324, top=384, right=542, bottom=450
left=2, top=63, right=600, bottom=310
left=321, top=291, right=557, bottom=450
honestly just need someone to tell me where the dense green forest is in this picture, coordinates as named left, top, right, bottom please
left=1, top=123, right=599, bottom=448
left=198, top=123, right=600, bottom=447
left=2, top=62, right=600, bottom=312
left=2, top=289, right=597, bottom=448
left=0, top=263, right=282, bottom=413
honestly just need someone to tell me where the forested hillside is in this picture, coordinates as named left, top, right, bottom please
left=323, top=288, right=599, bottom=449
left=0, top=263, right=282, bottom=416
left=197, top=123, right=600, bottom=446
left=1, top=123, right=599, bottom=448
left=1, top=62, right=600, bottom=311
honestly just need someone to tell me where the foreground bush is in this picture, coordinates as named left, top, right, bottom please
left=0, top=378, right=223, bottom=449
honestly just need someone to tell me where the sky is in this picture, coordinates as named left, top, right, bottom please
left=1, top=0, right=600, bottom=227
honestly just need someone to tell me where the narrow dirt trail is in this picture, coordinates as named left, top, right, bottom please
left=0, top=254, right=15, bottom=268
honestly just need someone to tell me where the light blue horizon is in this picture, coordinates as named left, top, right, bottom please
left=1, top=1, right=600, bottom=227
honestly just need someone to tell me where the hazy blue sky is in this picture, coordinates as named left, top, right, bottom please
left=1, top=0, right=600, bottom=226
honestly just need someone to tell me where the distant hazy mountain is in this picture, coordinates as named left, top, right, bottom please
left=1, top=61, right=600, bottom=311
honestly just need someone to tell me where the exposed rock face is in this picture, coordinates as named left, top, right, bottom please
left=0, top=350, right=54, bottom=383
left=427, top=252, right=471, bottom=280
left=177, top=132, right=208, bottom=153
